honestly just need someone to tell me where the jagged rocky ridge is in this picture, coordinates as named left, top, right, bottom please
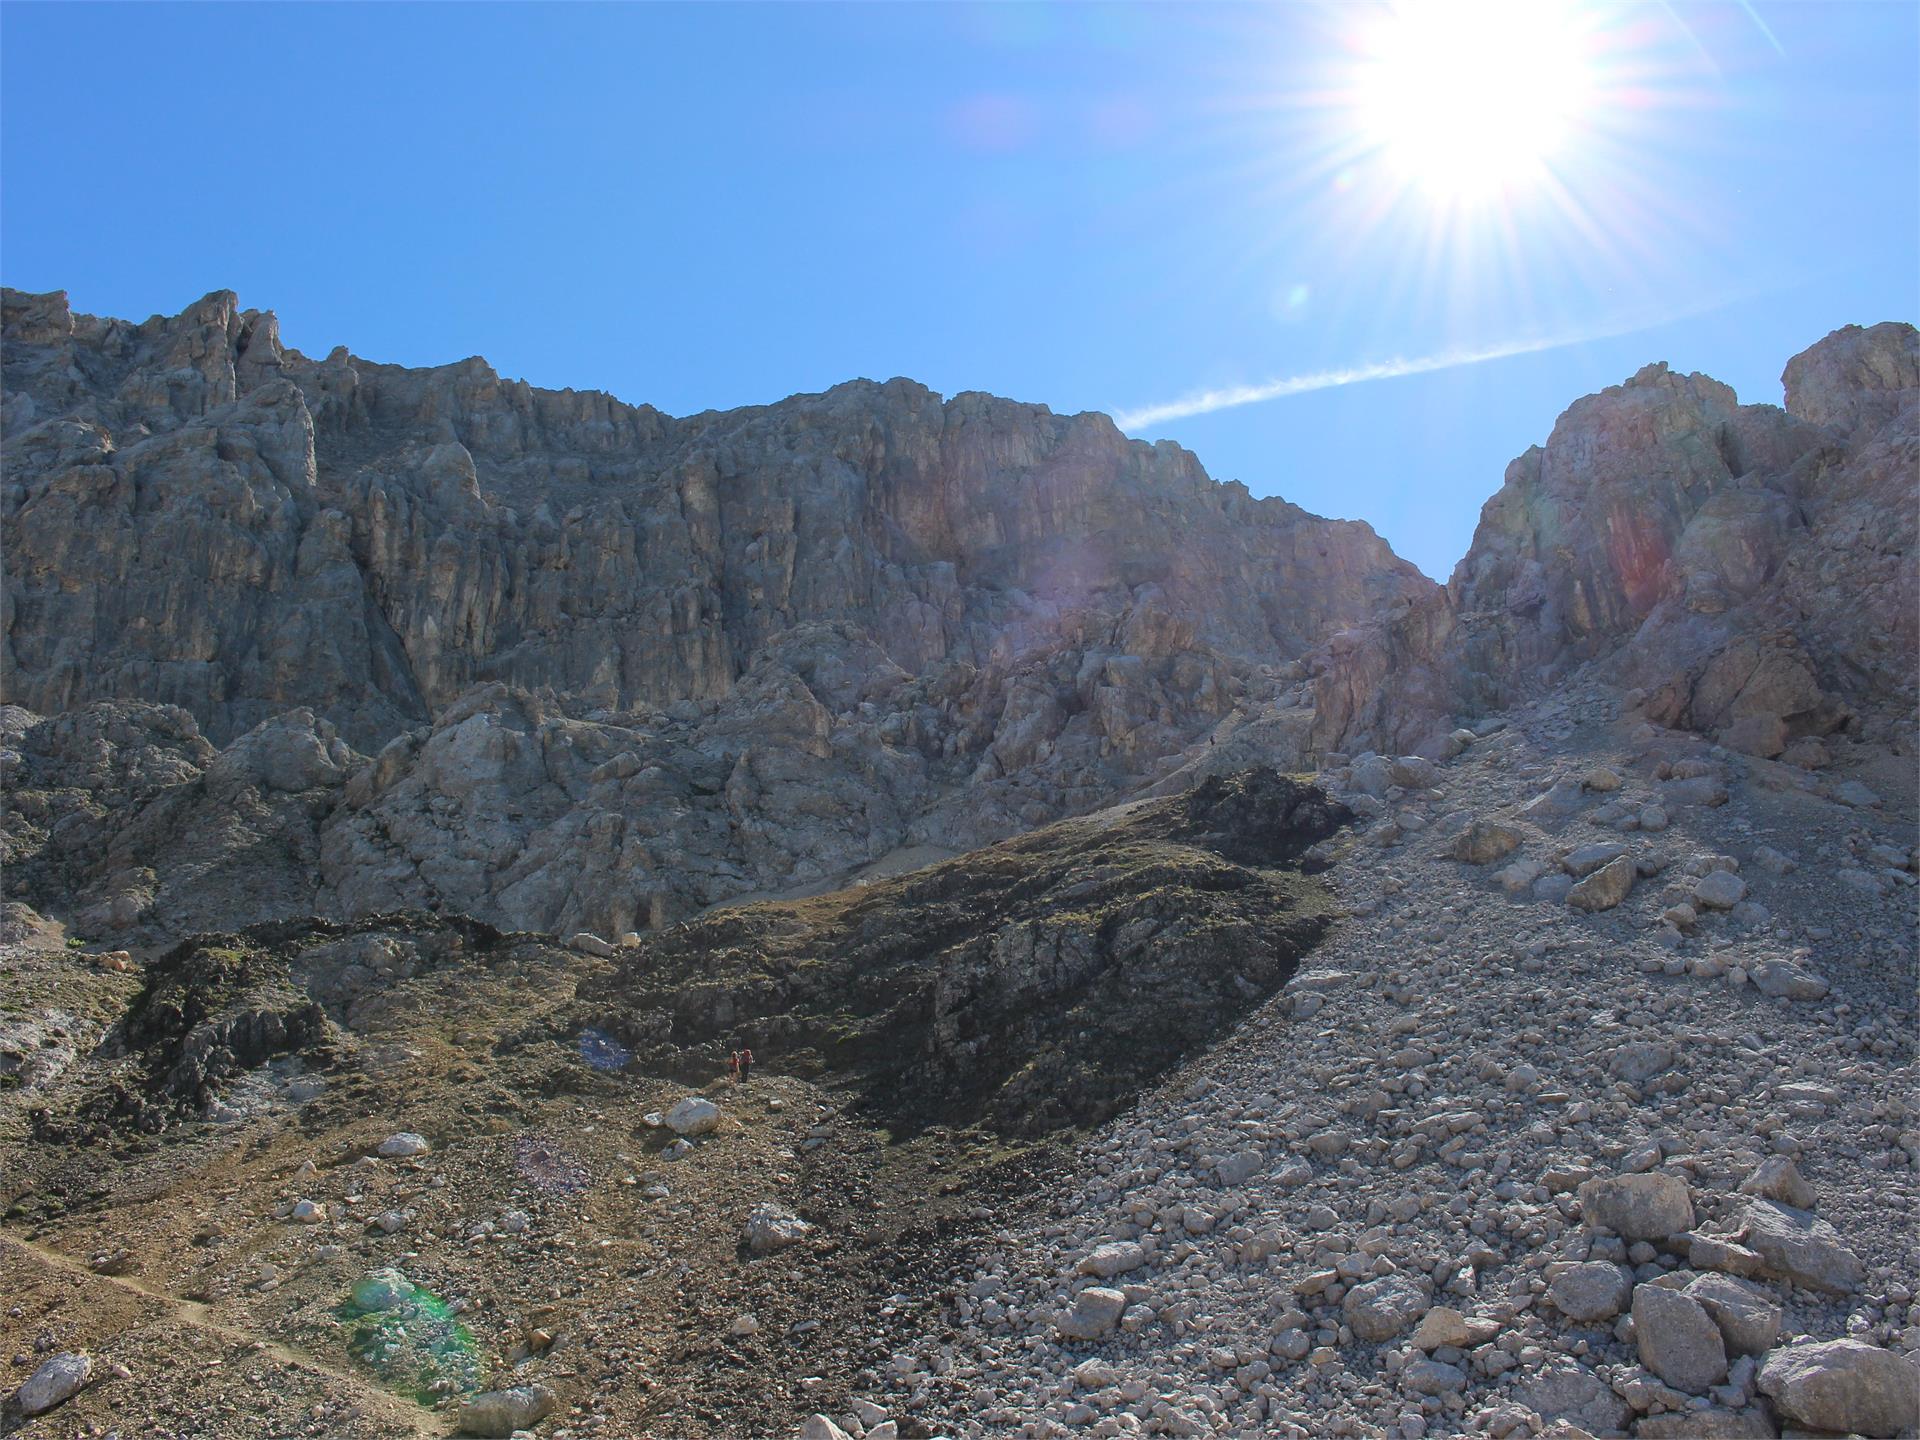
left=2, top=289, right=1914, bottom=943
left=1336, top=324, right=1919, bottom=756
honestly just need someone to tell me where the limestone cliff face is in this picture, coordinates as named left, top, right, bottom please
left=3, top=289, right=1912, bottom=943
left=3, top=287, right=1432, bottom=936
left=2, top=287, right=1428, bottom=752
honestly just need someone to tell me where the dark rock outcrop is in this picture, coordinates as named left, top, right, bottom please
left=32, top=913, right=506, bottom=1142
left=576, top=767, right=1349, bottom=1134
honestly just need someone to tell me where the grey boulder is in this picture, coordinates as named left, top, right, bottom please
left=664, top=1096, right=722, bottom=1136
left=1057, top=1286, right=1127, bottom=1341
left=1548, top=1261, right=1633, bottom=1322
left=1578, top=1171, right=1694, bottom=1240
left=1450, top=819, right=1522, bottom=864
left=1683, top=1272, right=1782, bottom=1357
left=1749, top=958, right=1829, bottom=1000
left=1567, top=854, right=1636, bottom=911
left=744, top=1204, right=815, bottom=1254
left=13, top=1352, right=91, bottom=1417
left=1737, top=1155, right=1816, bottom=1210
left=1632, top=1283, right=1729, bottom=1393
left=1758, top=1338, right=1920, bottom=1437
left=457, top=1384, right=557, bottom=1437
left=1737, top=1198, right=1864, bottom=1294
left=1342, top=1274, right=1429, bottom=1342
left=1693, top=869, right=1749, bottom=910
left=1077, top=1242, right=1147, bottom=1279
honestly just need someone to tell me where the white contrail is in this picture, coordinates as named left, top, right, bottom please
left=1112, top=333, right=1595, bottom=431
left=1113, top=324, right=1653, bottom=432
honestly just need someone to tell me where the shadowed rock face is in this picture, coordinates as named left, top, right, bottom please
left=0, top=682, right=1327, bottom=943
left=575, top=768, right=1349, bottom=1135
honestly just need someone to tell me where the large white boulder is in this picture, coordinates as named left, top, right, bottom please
left=664, top=1096, right=722, bottom=1136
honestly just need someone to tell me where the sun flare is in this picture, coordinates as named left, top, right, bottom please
left=1354, top=1, right=1596, bottom=198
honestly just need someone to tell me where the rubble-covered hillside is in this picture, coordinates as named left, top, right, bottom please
left=1, top=291, right=1913, bottom=1440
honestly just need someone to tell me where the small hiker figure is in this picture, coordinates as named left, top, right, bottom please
left=739, top=1046, right=754, bottom=1082
left=728, top=1050, right=741, bottom=1084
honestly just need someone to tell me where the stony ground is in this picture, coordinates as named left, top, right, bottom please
left=0, top=916, right=1066, bottom=1439
left=837, top=685, right=1919, bottom=1440
left=3, top=683, right=1915, bottom=1439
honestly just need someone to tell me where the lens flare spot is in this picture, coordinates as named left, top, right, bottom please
left=577, top=1027, right=631, bottom=1072
left=336, top=1268, right=482, bottom=1403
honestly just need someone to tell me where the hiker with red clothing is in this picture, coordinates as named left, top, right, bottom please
left=739, top=1046, right=754, bottom=1082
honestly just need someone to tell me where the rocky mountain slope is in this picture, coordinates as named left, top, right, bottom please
left=5, top=290, right=1911, bottom=949
left=1, top=768, right=1352, bottom=1439
left=4, top=686, right=1914, bottom=1440
left=1, top=290, right=1915, bottom=1439
left=880, top=683, right=1919, bottom=1440
left=0, top=285, right=1434, bottom=937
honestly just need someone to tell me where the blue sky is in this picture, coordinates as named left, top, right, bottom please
left=3, top=2, right=1913, bottom=580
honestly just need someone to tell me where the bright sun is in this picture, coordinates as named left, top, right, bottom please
left=1355, top=1, right=1595, bottom=198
